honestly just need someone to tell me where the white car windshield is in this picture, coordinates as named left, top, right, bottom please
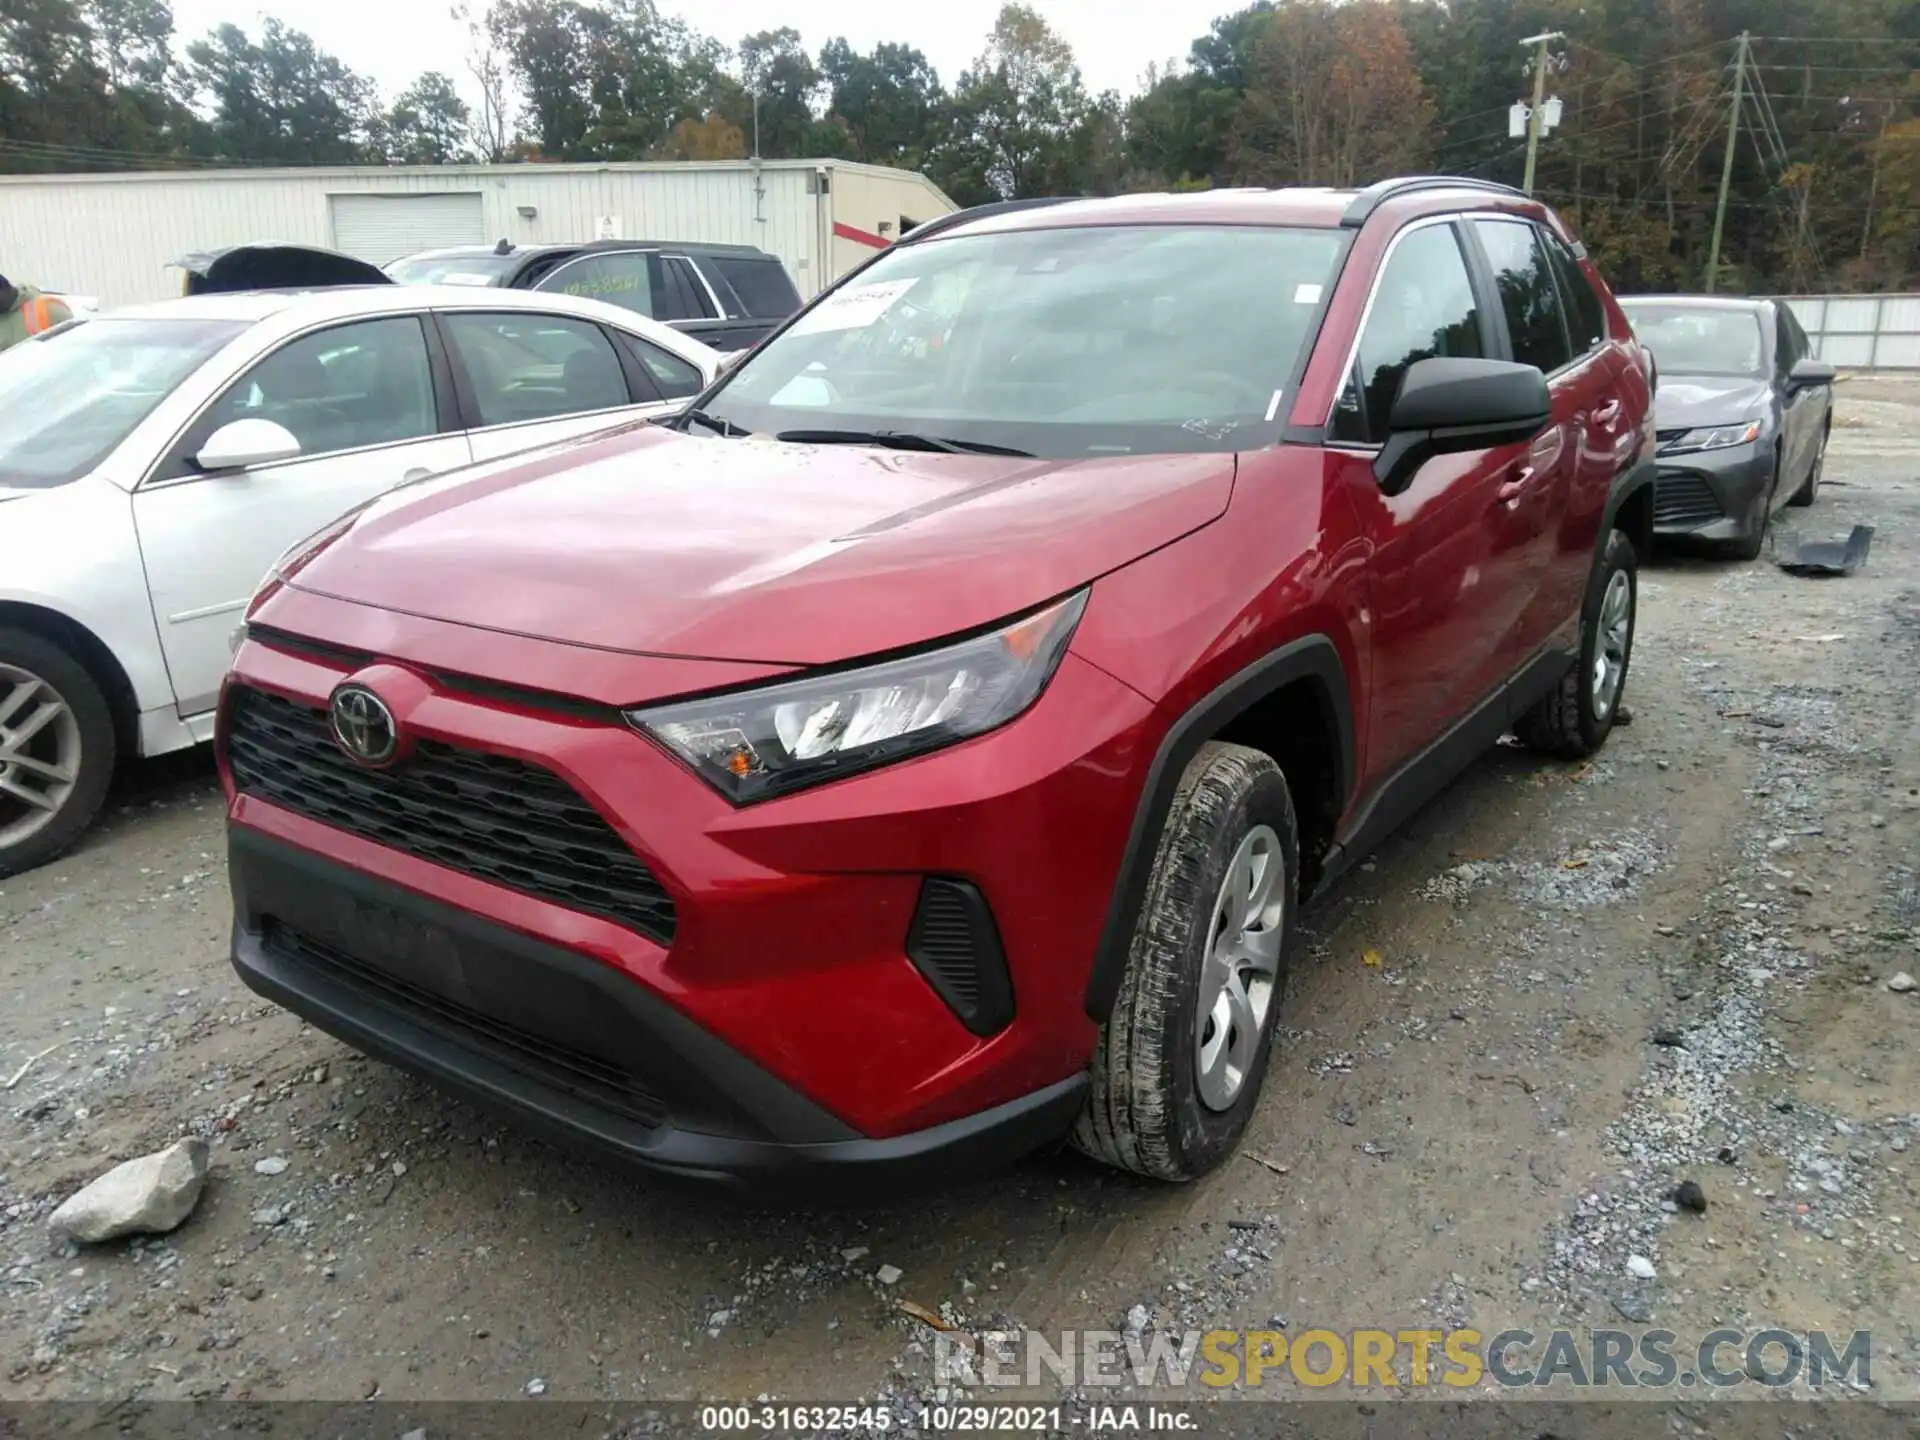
left=0, top=317, right=245, bottom=488
left=701, top=224, right=1349, bottom=458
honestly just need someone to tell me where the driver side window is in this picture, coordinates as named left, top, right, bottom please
left=1330, top=223, right=1484, bottom=447
left=204, top=316, right=437, bottom=461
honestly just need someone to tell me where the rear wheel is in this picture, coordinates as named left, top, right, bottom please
left=1072, top=742, right=1297, bottom=1181
left=0, top=627, right=116, bottom=878
left=1516, top=529, right=1637, bottom=760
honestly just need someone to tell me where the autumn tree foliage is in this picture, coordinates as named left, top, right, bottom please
left=1, top=0, right=1914, bottom=288
left=1227, top=0, right=1433, bottom=187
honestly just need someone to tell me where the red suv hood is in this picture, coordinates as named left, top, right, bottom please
left=291, top=427, right=1234, bottom=665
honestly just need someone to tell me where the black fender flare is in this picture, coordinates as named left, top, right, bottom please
left=1599, top=447, right=1657, bottom=566
left=1082, top=634, right=1354, bottom=1022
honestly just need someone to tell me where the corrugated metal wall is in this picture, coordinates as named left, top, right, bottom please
left=0, top=161, right=933, bottom=309
left=1783, top=293, right=1920, bottom=370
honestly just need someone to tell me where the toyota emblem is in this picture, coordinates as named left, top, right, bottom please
left=329, top=684, right=398, bottom=767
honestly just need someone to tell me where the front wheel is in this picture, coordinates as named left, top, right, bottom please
left=1516, top=529, right=1637, bottom=760
left=1071, top=742, right=1298, bottom=1181
left=0, top=627, right=116, bottom=878
left=1788, top=422, right=1827, bottom=507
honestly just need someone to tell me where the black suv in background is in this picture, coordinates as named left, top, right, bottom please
left=386, top=240, right=802, bottom=352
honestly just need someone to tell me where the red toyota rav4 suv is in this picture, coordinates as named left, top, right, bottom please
left=220, top=177, right=1655, bottom=1187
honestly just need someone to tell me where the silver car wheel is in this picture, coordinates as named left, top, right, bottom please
left=1195, top=823, right=1285, bottom=1112
left=1590, top=569, right=1633, bottom=720
left=0, top=664, right=83, bottom=850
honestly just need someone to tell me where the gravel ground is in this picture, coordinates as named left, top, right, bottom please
left=2, top=377, right=1916, bottom=1417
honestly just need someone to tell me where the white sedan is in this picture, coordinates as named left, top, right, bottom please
left=0, top=284, right=719, bottom=875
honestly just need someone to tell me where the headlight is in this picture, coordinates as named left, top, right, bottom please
left=630, top=591, right=1088, bottom=803
left=1662, top=421, right=1760, bottom=453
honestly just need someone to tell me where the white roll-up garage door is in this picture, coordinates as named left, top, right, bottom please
left=328, top=192, right=485, bottom=265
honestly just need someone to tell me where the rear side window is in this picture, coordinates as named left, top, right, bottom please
left=535, top=253, right=655, bottom=318
left=621, top=334, right=705, bottom=400
left=442, top=312, right=633, bottom=426
left=709, top=256, right=800, bottom=319
left=1473, top=219, right=1572, bottom=374
left=1330, top=223, right=1485, bottom=447
left=656, top=258, right=717, bottom=322
left=1540, top=232, right=1607, bottom=355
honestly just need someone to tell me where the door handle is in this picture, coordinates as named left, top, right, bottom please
left=1496, top=466, right=1534, bottom=506
left=402, top=467, right=434, bottom=483
left=1594, top=399, right=1623, bottom=429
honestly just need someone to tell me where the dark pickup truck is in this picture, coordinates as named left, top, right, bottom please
left=385, top=240, right=802, bottom=353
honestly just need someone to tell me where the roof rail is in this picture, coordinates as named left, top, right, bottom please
left=901, top=196, right=1084, bottom=245
left=1340, top=175, right=1528, bottom=228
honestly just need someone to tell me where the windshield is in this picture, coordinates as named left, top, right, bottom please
left=0, top=317, right=243, bottom=488
left=1620, top=304, right=1765, bottom=378
left=386, top=253, right=517, bottom=287
left=701, top=224, right=1349, bottom=458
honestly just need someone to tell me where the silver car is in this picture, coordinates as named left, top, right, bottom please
left=1618, top=296, right=1834, bottom=560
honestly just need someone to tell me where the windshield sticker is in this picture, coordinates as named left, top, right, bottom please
left=787, top=279, right=920, bottom=335
left=1293, top=283, right=1324, bottom=305
left=1264, top=389, right=1285, bottom=423
left=1181, top=418, right=1240, bottom=441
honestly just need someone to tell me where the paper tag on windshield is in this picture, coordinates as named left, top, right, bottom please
left=1293, top=283, right=1323, bottom=304
left=787, top=279, right=918, bottom=335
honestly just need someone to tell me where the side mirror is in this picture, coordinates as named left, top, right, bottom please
left=1640, top=343, right=1659, bottom=395
left=1373, top=358, right=1551, bottom=496
left=1788, top=357, right=1835, bottom=390
left=195, top=418, right=302, bottom=472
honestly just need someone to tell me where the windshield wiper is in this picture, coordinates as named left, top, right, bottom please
left=774, top=428, right=1035, bottom=458
left=676, top=408, right=753, bottom=437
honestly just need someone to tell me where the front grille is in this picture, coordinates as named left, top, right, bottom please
left=226, top=686, right=676, bottom=944
left=262, top=920, right=666, bottom=1127
left=1653, top=472, right=1724, bottom=530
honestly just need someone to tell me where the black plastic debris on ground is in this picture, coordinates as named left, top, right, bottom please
left=1776, top=523, right=1874, bottom=577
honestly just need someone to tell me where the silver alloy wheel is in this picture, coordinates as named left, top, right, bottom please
left=1195, top=823, right=1285, bottom=1112
left=0, top=664, right=83, bottom=850
left=1591, top=569, right=1634, bottom=720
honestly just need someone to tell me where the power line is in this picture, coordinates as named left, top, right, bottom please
left=1747, top=63, right=1919, bottom=74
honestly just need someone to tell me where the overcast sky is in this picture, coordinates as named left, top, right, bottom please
left=166, top=0, right=1228, bottom=108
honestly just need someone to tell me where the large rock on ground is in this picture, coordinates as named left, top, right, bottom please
left=47, top=1138, right=209, bottom=1243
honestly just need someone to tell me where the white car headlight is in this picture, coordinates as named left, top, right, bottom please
left=1663, top=421, right=1760, bottom=453
left=629, top=591, right=1088, bottom=803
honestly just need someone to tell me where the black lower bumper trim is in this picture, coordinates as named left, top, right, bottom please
left=228, top=826, right=1088, bottom=1189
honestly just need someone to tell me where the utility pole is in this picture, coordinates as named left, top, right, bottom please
left=1706, top=32, right=1750, bottom=294
left=751, top=85, right=761, bottom=160
left=1519, top=31, right=1563, bottom=196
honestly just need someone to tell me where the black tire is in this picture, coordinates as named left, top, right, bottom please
left=1787, top=421, right=1827, bottom=507
left=1072, top=742, right=1298, bottom=1181
left=1515, top=529, right=1637, bottom=760
left=1720, top=445, right=1780, bottom=561
left=0, top=626, right=116, bottom=879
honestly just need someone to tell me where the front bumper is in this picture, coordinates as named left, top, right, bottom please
left=230, top=827, right=1088, bottom=1188
left=1652, top=442, right=1775, bottom=541
left=220, top=591, right=1155, bottom=1179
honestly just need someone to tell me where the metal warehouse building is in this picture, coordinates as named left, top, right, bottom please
left=0, top=158, right=956, bottom=309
